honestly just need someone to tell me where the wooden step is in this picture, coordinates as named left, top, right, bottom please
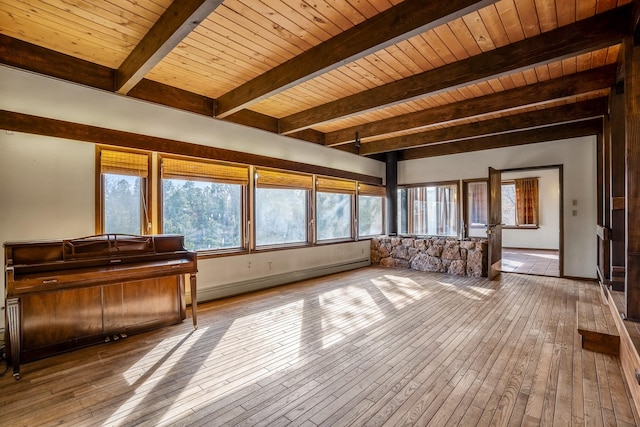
left=577, top=299, right=620, bottom=356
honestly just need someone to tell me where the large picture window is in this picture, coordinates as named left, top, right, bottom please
left=398, top=183, right=458, bottom=236
left=161, top=157, right=248, bottom=252
left=255, top=169, right=312, bottom=247
left=358, top=184, right=385, bottom=237
left=99, top=149, right=150, bottom=235
left=316, top=177, right=355, bottom=241
left=97, top=145, right=384, bottom=253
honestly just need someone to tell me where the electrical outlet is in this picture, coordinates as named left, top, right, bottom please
left=268, top=262, right=272, bottom=270
left=247, top=261, right=251, bottom=269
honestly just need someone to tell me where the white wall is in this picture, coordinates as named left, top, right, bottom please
left=399, top=137, right=597, bottom=278
left=0, top=66, right=384, bottom=330
left=0, top=65, right=384, bottom=178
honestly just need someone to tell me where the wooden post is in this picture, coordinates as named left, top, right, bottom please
left=386, top=152, right=398, bottom=235
left=625, top=34, right=640, bottom=320
left=597, top=124, right=610, bottom=285
left=611, top=65, right=627, bottom=292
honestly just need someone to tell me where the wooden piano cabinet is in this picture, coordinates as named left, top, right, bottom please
left=4, top=234, right=197, bottom=379
left=102, top=276, right=184, bottom=334
left=20, top=287, right=104, bottom=361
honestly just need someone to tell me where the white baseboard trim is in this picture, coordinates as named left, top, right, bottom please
left=197, top=258, right=370, bottom=303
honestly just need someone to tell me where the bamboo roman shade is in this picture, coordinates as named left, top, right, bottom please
left=316, top=177, right=356, bottom=194
left=162, top=157, right=249, bottom=185
left=100, top=149, right=148, bottom=177
left=255, top=168, right=313, bottom=189
left=358, top=183, right=386, bottom=197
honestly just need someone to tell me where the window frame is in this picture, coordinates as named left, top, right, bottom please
left=96, top=146, right=152, bottom=235
left=253, top=168, right=314, bottom=250
left=501, top=178, right=540, bottom=229
left=357, top=183, right=386, bottom=239
left=315, top=176, right=357, bottom=244
left=462, top=178, right=488, bottom=238
left=96, top=145, right=386, bottom=255
left=158, top=155, right=250, bottom=255
left=397, top=180, right=460, bottom=238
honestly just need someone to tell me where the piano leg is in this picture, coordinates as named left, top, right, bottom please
left=190, top=273, right=197, bottom=330
left=6, top=298, right=21, bottom=380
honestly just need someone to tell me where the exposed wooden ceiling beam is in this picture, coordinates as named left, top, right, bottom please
left=0, top=34, right=114, bottom=91
left=279, top=4, right=630, bottom=135
left=128, top=79, right=215, bottom=117
left=325, top=64, right=617, bottom=146
left=0, top=35, right=326, bottom=145
left=116, top=0, right=224, bottom=94
left=399, top=118, right=603, bottom=160
left=360, top=97, right=608, bottom=155
left=0, top=109, right=380, bottom=184
left=214, top=0, right=499, bottom=118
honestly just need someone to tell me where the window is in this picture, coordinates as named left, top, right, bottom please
left=503, top=178, right=539, bottom=227
left=502, top=182, right=517, bottom=226
left=466, top=181, right=487, bottom=227
left=316, top=177, right=356, bottom=241
left=161, top=157, right=248, bottom=251
left=398, top=183, right=458, bottom=236
left=99, top=149, right=150, bottom=234
left=358, top=184, right=385, bottom=237
left=97, top=145, right=383, bottom=252
left=255, top=168, right=313, bottom=247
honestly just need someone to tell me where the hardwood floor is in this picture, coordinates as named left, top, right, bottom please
left=0, top=267, right=637, bottom=426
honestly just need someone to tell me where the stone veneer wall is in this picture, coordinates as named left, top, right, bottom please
left=370, top=236, right=489, bottom=277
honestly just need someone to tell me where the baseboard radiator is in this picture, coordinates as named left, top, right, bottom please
left=197, top=258, right=370, bottom=303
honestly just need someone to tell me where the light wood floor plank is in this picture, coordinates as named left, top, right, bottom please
left=0, top=267, right=635, bottom=426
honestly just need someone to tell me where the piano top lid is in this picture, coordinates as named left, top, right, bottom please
left=64, top=234, right=155, bottom=260
left=5, top=234, right=188, bottom=266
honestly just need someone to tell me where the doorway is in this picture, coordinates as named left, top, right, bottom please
left=463, top=165, right=563, bottom=278
left=500, top=166, right=562, bottom=277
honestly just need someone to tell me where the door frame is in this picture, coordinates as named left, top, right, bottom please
left=501, top=164, right=564, bottom=278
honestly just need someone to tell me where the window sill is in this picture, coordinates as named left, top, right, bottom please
left=317, top=238, right=355, bottom=245
left=196, top=247, right=249, bottom=259
left=254, top=242, right=313, bottom=252
left=502, top=225, right=540, bottom=230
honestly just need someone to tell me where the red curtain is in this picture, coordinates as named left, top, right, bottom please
left=515, top=178, right=539, bottom=225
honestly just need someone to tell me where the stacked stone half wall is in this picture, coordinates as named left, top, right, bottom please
left=370, top=236, right=488, bottom=277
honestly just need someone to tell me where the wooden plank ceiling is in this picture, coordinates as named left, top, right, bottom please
left=0, top=0, right=632, bottom=160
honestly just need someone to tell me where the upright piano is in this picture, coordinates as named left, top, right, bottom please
left=4, top=234, right=197, bottom=379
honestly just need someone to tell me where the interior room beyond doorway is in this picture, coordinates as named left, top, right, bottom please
left=502, top=248, right=560, bottom=277
left=501, top=167, right=561, bottom=278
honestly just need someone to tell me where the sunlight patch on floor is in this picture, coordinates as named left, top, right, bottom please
left=502, top=259, right=524, bottom=268
left=111, top=301, right=305, bottom=425
left=468, top=286, right=496, bottom=296
left=200, top=299, right=304, bottom=373
left=371, top=275, right=430, bottom=310
left=121, top=330, right=202, bottom=386
left=437, top=280, right=488, bottom=301
left=320, top=285, right=385, bottom=349
left=522, top=252, right=559, bottom=260
left=107, top=329, right=208, bottom=424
